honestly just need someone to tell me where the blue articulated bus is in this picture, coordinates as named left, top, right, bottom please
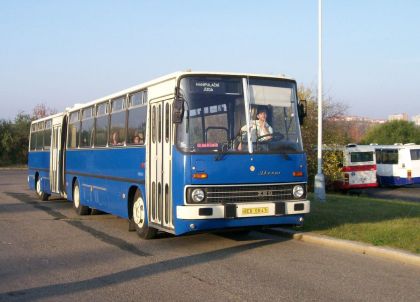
left=28, top=71, right=310, bottom=239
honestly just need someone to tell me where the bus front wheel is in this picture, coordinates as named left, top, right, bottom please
left=132, top=191, right=157, bottom=239
left=35, top=177, right=49, bottom=201
left=73, top=181, right=91, bottom=215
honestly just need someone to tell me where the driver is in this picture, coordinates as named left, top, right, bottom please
left=243, top=107, right=273, bottom=141
left=238, top=108, right=273, bottom=150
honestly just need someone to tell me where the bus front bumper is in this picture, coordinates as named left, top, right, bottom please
left=176, top=200, right=310, bottom=220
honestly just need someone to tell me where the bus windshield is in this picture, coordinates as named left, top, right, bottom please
left=176, top=76, right=303, bottom=154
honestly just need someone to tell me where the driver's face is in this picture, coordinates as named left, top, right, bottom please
left=257, top=111, right=267, bottom=122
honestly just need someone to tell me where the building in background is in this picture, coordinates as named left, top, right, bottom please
left=330, top=115, right=386, bottom=143
left=412, top=115, right=420, bottom=126
left=388, top=113, right=408, bottom=121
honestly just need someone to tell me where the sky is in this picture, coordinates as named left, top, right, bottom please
left=1, top=0, right=420, bottom=120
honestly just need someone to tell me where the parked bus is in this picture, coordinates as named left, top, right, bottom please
left=28, top=71, right=310, bottom=238
left=332, top=144, right=378, bottom=191
left=375, top=144, right=420, bottom=186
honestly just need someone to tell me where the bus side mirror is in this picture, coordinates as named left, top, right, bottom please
left=173, top=98, right=184, bottom=124
left=298, top=99, right=307, bottom=125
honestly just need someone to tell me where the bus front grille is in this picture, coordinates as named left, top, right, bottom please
left=202, top=183, right=304, bottom=203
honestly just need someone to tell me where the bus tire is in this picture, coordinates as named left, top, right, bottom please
left=131, top=190, right=157, bottom=239
left=73, top=181, right=91, bottom=215
left=35, top=176, right=49, bottom=201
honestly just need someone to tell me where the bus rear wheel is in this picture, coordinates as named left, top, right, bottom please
left=35, top=177, right=49, bottom=201
left=73, top=181, right=91, bottom=215
left=132, top=191, right=157, bottom=239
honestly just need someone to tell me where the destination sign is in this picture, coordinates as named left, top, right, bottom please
left=194, top=81, right=223, bottom=93
left=187, top=78, right=242, bottom=95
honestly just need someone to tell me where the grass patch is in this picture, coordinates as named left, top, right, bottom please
left=296, top=194, right=420, bottom=254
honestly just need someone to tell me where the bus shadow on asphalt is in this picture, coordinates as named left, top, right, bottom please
left=1, top=193, right=294, bottom=300
left=4, top=192, right=151, bottom=257
left=0, top=237, right=279, bottom=301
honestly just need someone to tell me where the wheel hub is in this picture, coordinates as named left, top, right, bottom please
left=133, top=198, right=145, bottom=228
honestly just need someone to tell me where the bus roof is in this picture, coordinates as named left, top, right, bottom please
left=65, top=71, right=296, bottom=112
left=321, top=144, right=375, bottom=152
left=31, top=112, right=65, bottom=125
left=373, top=144, right=420, bottom=150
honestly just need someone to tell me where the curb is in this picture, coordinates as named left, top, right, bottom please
left=270, top=227, right=420, bottom=268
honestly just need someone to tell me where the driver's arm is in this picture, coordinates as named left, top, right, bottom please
left=262, top=123, right=273, bottom=140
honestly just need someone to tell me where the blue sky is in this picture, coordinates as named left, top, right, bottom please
left=1, top=0, right=419, bottom=120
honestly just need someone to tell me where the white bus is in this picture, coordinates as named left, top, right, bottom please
left=337, top=144, right=378, bottom=190
left=375, top=144, right=420, bottom=186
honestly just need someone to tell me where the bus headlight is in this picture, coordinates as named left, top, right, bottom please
left=292, top=185, right=304, bottom=199
left=191, top=188, right=205, bottom=203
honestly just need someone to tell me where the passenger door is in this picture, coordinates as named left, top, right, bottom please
left=50, top=117, right=63, bottom=194
left=148, top=98, right=174, bottom=231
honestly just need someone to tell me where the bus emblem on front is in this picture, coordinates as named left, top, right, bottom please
left=257, top=190, right=273, bottom=197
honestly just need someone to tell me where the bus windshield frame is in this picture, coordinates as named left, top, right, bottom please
left=175, top=75, right=303, bottom=154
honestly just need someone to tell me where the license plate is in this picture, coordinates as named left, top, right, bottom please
left=241, top=207, right=269, bottom=215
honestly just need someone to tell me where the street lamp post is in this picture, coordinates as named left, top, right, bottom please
left=314, top=0, right=326, bottom=201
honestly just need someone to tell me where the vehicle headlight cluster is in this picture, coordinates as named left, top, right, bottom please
left=292, top=185, right=305, bottom=199
left=191, top=188, right=206, bottom=203
left=186, top=187, right=208, bottom=204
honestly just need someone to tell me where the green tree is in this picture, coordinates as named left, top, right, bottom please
left=11, top=112, right=32, bottom=164
left=298, top=85, right=350, bottom=190
left=361, top=120, right=420, bottom=144
left=0, top=104, right=55, bottom=166
left=0, top=112, right=31, bottom=166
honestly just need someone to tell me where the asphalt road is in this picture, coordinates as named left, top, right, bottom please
left=1, top=170, right=419, bottom=302
left=363, top=184, right=420, bottom=202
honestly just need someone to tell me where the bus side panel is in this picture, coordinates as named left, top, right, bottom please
left=378, top=175, right=420, bottom=186
left=171, top=147, right=193, bottom=232
left=28, top=151, right=51, bottom=193
left=65, top=147, right=146, bottom=218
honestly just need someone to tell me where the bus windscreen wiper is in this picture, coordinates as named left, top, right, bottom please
left=214, top=144, right=229, bottom=161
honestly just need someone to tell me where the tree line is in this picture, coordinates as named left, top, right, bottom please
left=0, top=104, right=56, bottom=166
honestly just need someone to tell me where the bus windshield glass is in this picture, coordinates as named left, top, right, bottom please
left=176, top=76, right=303, bottom=154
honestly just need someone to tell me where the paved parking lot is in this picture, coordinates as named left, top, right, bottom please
left=363, top=184, right=420, bottom=202
left=1, top=170, right=419, bottom=301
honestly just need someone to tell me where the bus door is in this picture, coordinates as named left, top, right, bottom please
left=50, top=122, right=62, bottom=194
left=148, top=99, right=174, bottom=231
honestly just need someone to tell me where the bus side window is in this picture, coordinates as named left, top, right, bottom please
left=30, top=123, right=37, bottom=150
left=80, top=107, right=94, bottom=148
left=36, top=121, right=44, bottom=150
left=127, top=91, right=147, bottom=145
left=110, top=97, right=126, bottom=146
left=375, top=150, right=382, bottom=164
left=44, top=120, right=52, bottom=149
left=68, top=111, right=80, bottom=149
left=95, top=102, right=109, bottom=147
left=410, top=149, right=420, bottom=160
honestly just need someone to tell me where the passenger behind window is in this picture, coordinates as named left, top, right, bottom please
left=111, top=131, right=123, bottom=146
left=133, top=132, right=144, bottom=145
